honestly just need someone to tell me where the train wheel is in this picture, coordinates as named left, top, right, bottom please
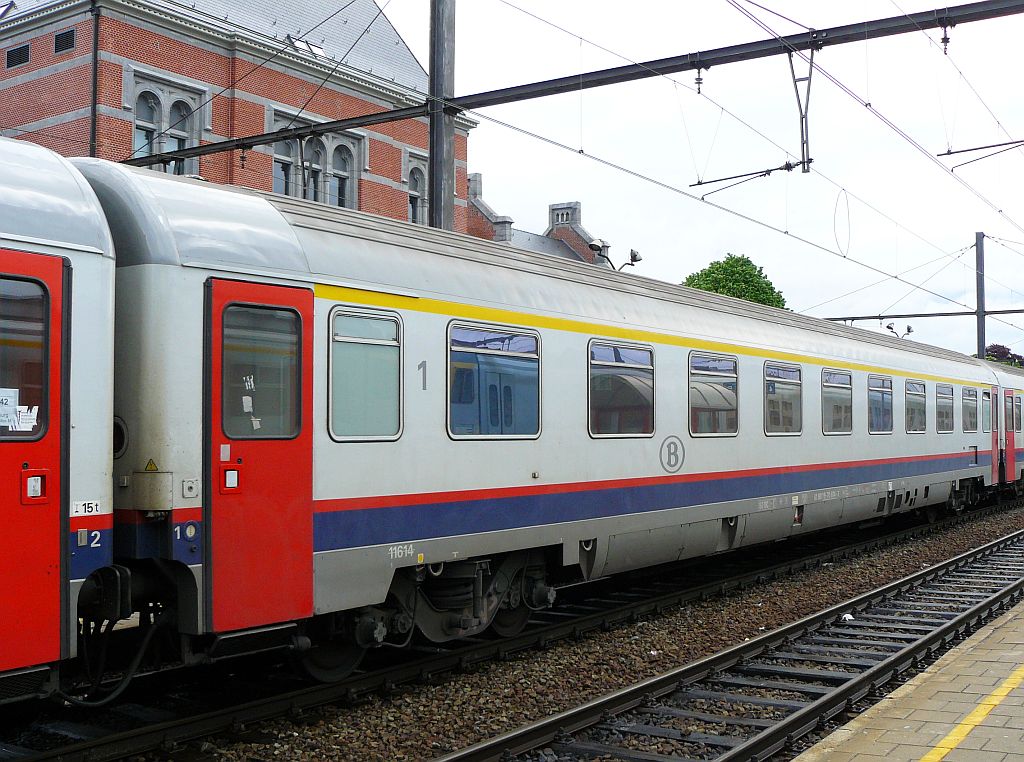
left=296, top=640, right=366, bottom=682
left=490, top=604, right=532, bottom=638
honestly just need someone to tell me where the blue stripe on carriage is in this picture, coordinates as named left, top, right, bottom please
left=312, top=452, right=991, bottom=551
left=68, top=528, right=113, bottom=580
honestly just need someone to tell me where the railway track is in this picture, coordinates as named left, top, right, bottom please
left=440, top=528, right=1024, bottom=762
left=1, top=504, right=1017, bottom=762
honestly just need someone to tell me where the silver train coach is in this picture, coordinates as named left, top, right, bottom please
left=1, top=136, right=1022, bottom=700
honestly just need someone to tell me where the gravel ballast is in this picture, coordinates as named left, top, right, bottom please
left=207, top=508, right=1024, bottom=761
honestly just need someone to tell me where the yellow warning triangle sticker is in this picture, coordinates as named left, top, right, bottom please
left=145, top=459, right=159, bottom=472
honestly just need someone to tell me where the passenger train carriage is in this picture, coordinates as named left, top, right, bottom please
left=1, top=137, right=1022, bottom=701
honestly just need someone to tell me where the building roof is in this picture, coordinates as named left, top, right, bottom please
left=510, top=229, right=585, bottom=261
left=5, top=0, right=428, bottom=92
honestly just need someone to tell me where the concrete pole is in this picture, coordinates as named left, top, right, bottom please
left=428, top=0, right=456, bottom=231
left=977, top=231, right=986, bottom=358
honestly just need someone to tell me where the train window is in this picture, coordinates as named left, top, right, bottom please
left=222, top=305, right=300, bottom=439
left=962, top=387, right=978, bottom=432
left=906, top=381, right=927, bottom=433
left=936, top=384, right=954, bottom=433
left=590, top=342, right=654, bottom=436
left=1006, top=394, right=1014, bottom=437
left=1016, top=397, right=1022, bottom=432
left=0, top=277, right=47, bottom=440
left=329, top=311, right=401, bottom=440
left=983, top=390, right=992, bottom=432
left=822, top=370, right=852, bottom=435
left=867, top=375, right=893, bottom=433
left=449, top=325, right=539, bottom=438
left=689, top=354, right=737, bottom=436
left=764, top=363, right=801, bottom=435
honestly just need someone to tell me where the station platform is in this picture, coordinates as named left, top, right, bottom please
left=796, top=601, right=1024, bottom=762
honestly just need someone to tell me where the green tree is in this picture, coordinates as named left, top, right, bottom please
left=683, top=253, right=786, bottom=309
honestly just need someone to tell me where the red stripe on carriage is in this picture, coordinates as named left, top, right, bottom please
left=173, top=507, right=203, bottom=523
left=313, top=450, right=980, bottom=514
left=70, top=514, right=113, bottom=532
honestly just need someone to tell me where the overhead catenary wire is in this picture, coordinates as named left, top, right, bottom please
left=482, top=0, right=1021, bottom=331
left=799, top=245, right=974, bottom=313
left=737, top=0, right=811, bottom=30
left=878, top=248, right=970, bottom=315
left=889, top=0, right=1024, bottom=163
left=466, top=108, right=1015, bottom=330
left=486, top=0, right=1003, bottom=281
left=725, top=0, right=1024, bottom=238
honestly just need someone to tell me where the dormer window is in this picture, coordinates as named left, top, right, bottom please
left=287, top=35, right=326, bottom=57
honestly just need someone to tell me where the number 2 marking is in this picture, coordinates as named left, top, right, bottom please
left=90, top=531, right=101, bottom=548
left=417, top=360, right=427, bottom=390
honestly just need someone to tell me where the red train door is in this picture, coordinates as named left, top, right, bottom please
left=0, top=249, right=65, bottom=671
left=205, top=279, right=313, bottom=632
left=991, top=387, right=1000, bottom=484
left=1005, top=389, right=1016, bottom=484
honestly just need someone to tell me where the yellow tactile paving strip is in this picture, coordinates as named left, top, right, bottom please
left=795, top=603, right=1024, bottom=762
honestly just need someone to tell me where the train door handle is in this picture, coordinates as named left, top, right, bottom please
left=21, top=468, right=50, bottom=505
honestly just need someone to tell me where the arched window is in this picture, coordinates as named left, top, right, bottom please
left=133, top=92, right=159, bottom=157
left=303, top=138, right=325, bottom=202
left=273, top=140, right=294, bottom=196
left=330, top=145, right=353, bottom=208
left=166, top=101, right=192, bottom=175
left=409, top=168, right=425, bottom=224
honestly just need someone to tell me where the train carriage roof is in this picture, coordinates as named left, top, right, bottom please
left=0, top=138, right=112, bottom=257
left=72, top=157, right=991, bottom=376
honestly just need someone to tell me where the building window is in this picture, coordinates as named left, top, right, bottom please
left=764, top=362, right=801, bottom=435
left=166, top=101, right=192, bottom=175
left=302, top=138, right=325, bottom=202
left=270, top=116, right=360, bottom=206
left=822, top=370, right=852, bottom=435
left=273, top=140, right=294, bottom=196
left=963, top=387, right=978, bottom=432
left=590, top=342, right=654, bottom=436
left=906, top=380, right=927, bottom=433
left=54, top=29, right=75, bottom=54
left=983, top=390, right=992, bottom=432
left=449, top=325, right=540, bottom=438
left=936, top=384, right=954, bottom=433
left=329, top=145, right=353, bottom=208
left=131, top=78, right=201, bottom=172
left=329, top=310, right=401, bottom=440
left=5, top=43, right=28, bottom=69
left=133, top=92, right=159, bottom=158
left=868, top=375, right=893, bottom=433
left=409, top=168, right=426, bottom=224
left=689, top=354, right=737, bottom=436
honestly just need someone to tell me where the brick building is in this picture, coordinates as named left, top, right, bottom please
left=0, top=0, right=616, bottom=254
left=0, top=0, right=475, bottom=230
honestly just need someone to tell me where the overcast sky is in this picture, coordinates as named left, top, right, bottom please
left=379, top=1, right=1024, bottom=356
